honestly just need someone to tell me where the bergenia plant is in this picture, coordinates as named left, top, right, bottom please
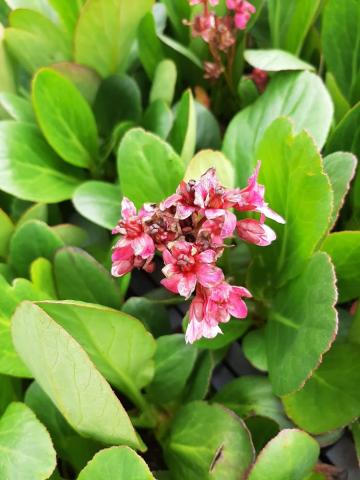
left=112, top=165, right=284, bottom=343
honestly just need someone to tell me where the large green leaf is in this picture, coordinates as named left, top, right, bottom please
left=32, top=68, right=99, bottom=169
left=266, top=252, right=338, bottom=396
left=168, top=89, right=196, bottom=165
left=12, top=301, right=142, bottom=448
left=25, top=382, right=100, bottom=473
left=78, top=446, right=155, bottom=480
left=73, top=181, right=121, bottom=230
left=117, top=128, right=184, bottom=208
left=184, top=150, right=235, bottom=188
left=9, top=220, right=64, bottom=277
left=49, top=0, right=85, bottom=36
left=5, top=9, right=71, bottom=73
left=250, top=118, right=332, bottom=288
left=0, top=92, right=35, bottom=123
left=322, top=0, right=360, bottom=103
left=247, top=429, right=319, bottom=480
left=321, top=232, right=360, bottom=302
left=0, top=276, right=47, bottom=377
left=122, top=297, right=171, bottom=338
left=54, top=247, right=121, bottom=308
left=160, top=0, right=190, bottom=44
left=213, top=376, right=287, bottom=427
left=0, top=24, right=15, bottom=96
left=0, top=402, right=56, bottom=480
left=142, top=99, right=173, bottom=140
left=137, top=11, right=165, bottom=79
left=0, top=122, right=82, bottom=203
left=147, top=334, right=197, bottom=405
left=0, top=208, right=14, bottom=258
left=164, top=401, right=254, bottom=480
left=244, top=49, right=314, bottom=71
left=0, top=374, right=21, bottom=416
left=323, top=153, right=357, bottom=230
left=268, top=0, right=321, bottom=54
left=283, top=343, right=360, bottom=434
left=38, top=300, right=156, bottom=411
left=223, top=72, right=333, bottom=186
left=74, top=0, right=154, bottom=77
left=195, top=102, right=221, bottom=151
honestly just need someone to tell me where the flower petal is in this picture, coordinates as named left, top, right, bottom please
left=121, top=197, right=136, bottom=219
left=196, top=264, right=224, bottom=288
left=178, top=273, right=197, bottom=298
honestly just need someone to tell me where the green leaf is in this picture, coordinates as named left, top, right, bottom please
left=159, top=33, right=202, bottom=70
left=142, top=99, right=173, bottom=139
left=266, top=252, right=338, bottom=396
left=194, top=318, right=250, bottom=350
left=122, top=297, right=171, bottom=337
left=184, top=150, right=235, bottom=188
left=0, top=402, right=56, bottom=480
left=30, top=258, right=57, bottom=299
left=38, top=300, right=156, bottom=410
left=32, top=68, right=99, bottom=169
left=164, top=401, right=254, bottom=480
left=12, top=301, right=142, bottom=448
left=245, top=416, right=280, bottom=453
left=251, top=118, right=332, bottom=288
left=168, top=89, right=196, bottom=165
left=0, top=92, right=35, bottom=123
left=17, top=203, right=48, bottom=229
left=0, top=374, right=21, bottom=416
left=268, top=0, right=321, bottom=54
left=160, top=0, right=190, bottom=44
left=5, top=0, right=56, bottom=19
left=137, top=11, right=165, bottom=79
left=117, top=128, right=184, bottom=208
left=50, top=63, right=101, bottom=106
left=77, top=446, right=155, bottom=480
left=150, top=59, right=177, bottom=105
left=9, top=220, right=64, bottom=277
left=0, top=276, right=48, bottom=377
left=247, top=429, right=319, bottom=480
left=73, top=181, right=121, bottom=230
left=323, top=153, right=357, bottom=230
left=0, top=24, right=15, bottom=96
left=48, top=0, right=85, bottom=36
left=325, top=72, right=350, bottom=124
left=5, top=9, right=71, bottom=73
left=183, top=351, right=214, bottom=402
left=213, top=376, right=287, bottom=427
left=283, top=343, right=360, bottom=434
left=54, top=247, right=121, bottom=309
left=51, top=224, right=89, bottom=248
left=223, top=72, right=333, bottom=187
left=351, top=421, right=360, bottom=463
left=321, top=232, right=360, bottom=303
left=244, top=49, right=314, bottom=71
left=147, top=334, right=197, bottom=405
left=195, top=102, right=221, bottom=151
left=25, top=382, right=100, bottom=473
left=74, top=0, right=154, bottom=77
left=94, top=75, right=142, bottom=137
left=0, top=122, right=82, bottom=203
left=0, top=208, right=14, bottom=259
left=243, top=328, right=268, bottom=372
left=322, top=0, right=360, bottom=103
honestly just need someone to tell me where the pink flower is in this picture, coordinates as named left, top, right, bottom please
left=236, top=218, right=276, bottom=246
left=226, top=0, right=256, bottom=30
left=186, top=282, right=251, bottom=343
left=189, top=0, right=219, bottom=5
left=161, top=241, right=224, bottom=298
left=235, top=162, right=285, bottom=224
left=112, top=198, right=155, bottom=277
left=190, top=13, right=216, bottom=42
left=160, top=180, right=197, bottom=220
left=251, top=68, right=268, bottom=92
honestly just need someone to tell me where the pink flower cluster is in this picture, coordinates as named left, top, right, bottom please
left=226, top=0, right=256, bottom=30
left=112, top=166, right=284, bottom=343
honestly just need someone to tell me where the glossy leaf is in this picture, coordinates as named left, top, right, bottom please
left=184, top=150, right=235, bottom=188
left=142, top=99, right=173, bottom=139
left=0, top=402, right=56, bottom=480
left=247, top=429, right=319, bottom=480
left=38, top=300, right=156, bottom=408
left=5, top=9, right=71, bottom=73
left=0, top=24, right=15, bottom=95
left=9, top=220, right=64, bottom=277
left=322, top=0, right=360, bottom=103
left=326, top=72, right=350, bottom=124
left=0, top=122, right=82, bottom=203
left=283, top=343, right=360, bottom=434
left=168, top=89, right=196, bottom=165
left=117, top=128, right=184, bottom=208
left=54, top=247, right=121, bottom=308
left=321, top=232, right=360, bottom=302
left=160, top=0, right=190, bottom=44
left=0, top=92, right=35, bottom=123
left=244, top=49, right=314, bottom=71
left=12, top=301, right=142, bottom=448
left=150, top=59, right=177, bottom=105
left=30, top=258, right=57, bottom=299
left=243, top=328, right=268, bottom=372
left=0, top=208, right=14, bottom=258
left=223, top=72, right=333, bottom=186
left=137, top=11, right=165, bottom=79
left=77, top=446, right=155, bottom=480
left=164, top=401, right=254, bottom=480
left=183, top=351, right=214, bottom=402
left=16, top=204, right=48, bottom=229
left=51, top=224, right=88, bottom=248
left=266, top=252, right=338, bottom=396
left=49, top=0, right=85, bottom=36
left=0, top=374, right=21, bottom=416
left=122, top=297, right=171, bottom=337
left=33, top=68, right=99, bottom=169
left=74, top=0, right=154, bottom=77
left=268, top=0, right=321, bottom=54
left=195, top=102, right=221, bottom=151
left=147, top=334, right=197, bottom=405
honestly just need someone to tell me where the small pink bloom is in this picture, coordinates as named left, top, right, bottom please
left=161, top=241, right=224, bottom=298
left=236, top=218, right=276, bottom=246
left=161, top=180, right=197, bottom=220
left=251, top=68, right=269, bottom=92
left=190, top=13, right=216, bottom=42
left=112, top=197, right=155, bottom=277
left=226, top=0, right=256, bottom=30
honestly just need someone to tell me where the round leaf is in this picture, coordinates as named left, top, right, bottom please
left=184, top=150, right=235, bottom=188
left=243, top=328, right=268, bottom=372
left=244, top=49, right=314, bottom=72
